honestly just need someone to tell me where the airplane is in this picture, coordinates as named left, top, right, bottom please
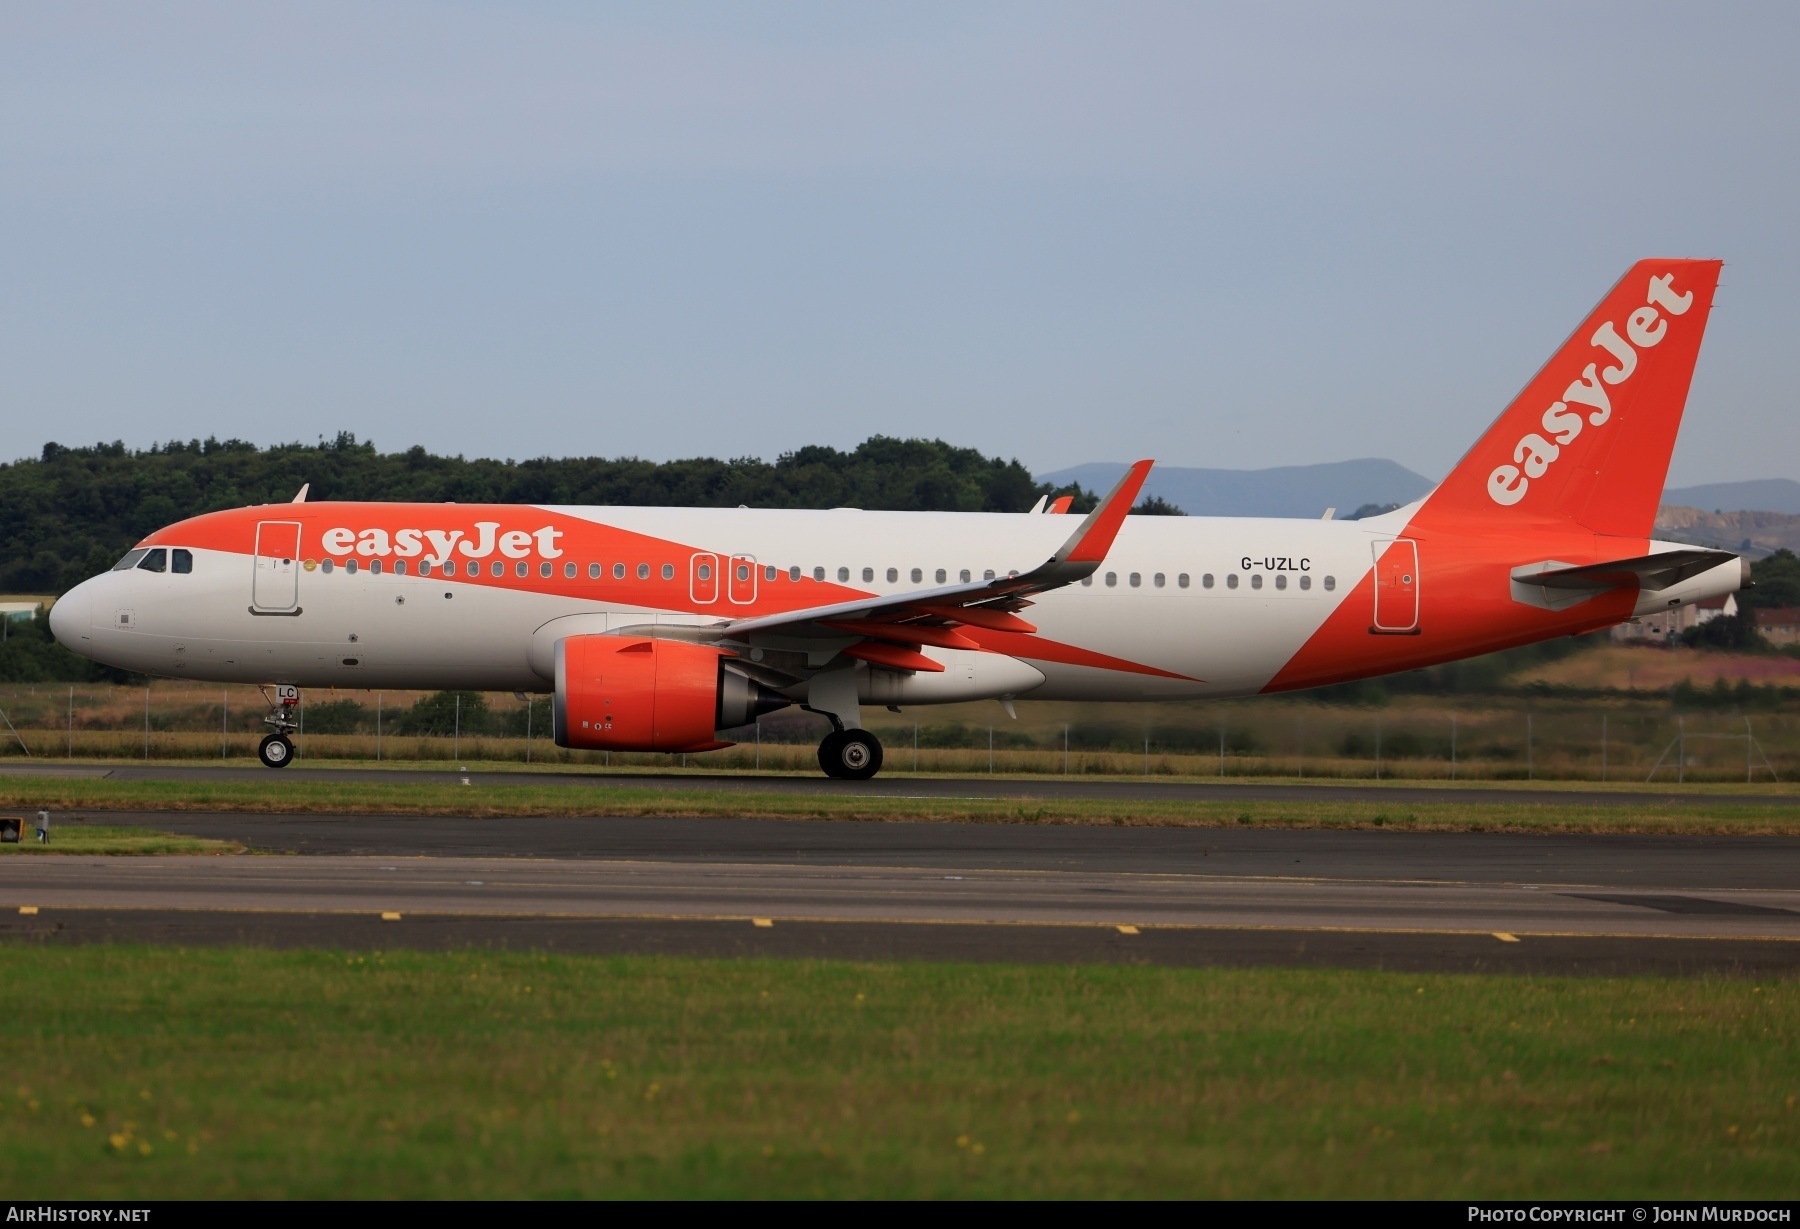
left=49, top=258, right=1744, bottom=778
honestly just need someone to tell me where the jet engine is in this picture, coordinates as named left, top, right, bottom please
left=552, top=634, right=789, bottom=753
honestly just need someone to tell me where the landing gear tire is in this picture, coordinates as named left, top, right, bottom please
left=258, top=734, right=294, bottom=769
left=818, top=729, right=882, bottom=781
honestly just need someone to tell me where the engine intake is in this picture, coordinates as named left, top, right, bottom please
left=552, top=635, right=789, bottom=753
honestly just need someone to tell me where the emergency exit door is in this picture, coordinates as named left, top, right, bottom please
left=253, top=521, right=302, bottom=612
left=1370, top=538, right=1419, bottom=633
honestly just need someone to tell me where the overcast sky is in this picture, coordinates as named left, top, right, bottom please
left=3, top=2, right=1795, bottom=484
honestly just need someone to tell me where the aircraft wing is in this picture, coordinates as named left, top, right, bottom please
left=1511, top=548, right=1740, bottom=591
left=704, top=461, right=1153, bottom=666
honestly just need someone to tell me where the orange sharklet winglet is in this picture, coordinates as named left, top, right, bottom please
left=1058, top=460, right=1153, bottom=566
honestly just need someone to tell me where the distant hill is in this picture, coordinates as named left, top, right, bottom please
left=1662, top=479, right=1800, bottom=515
left=1036, top=459, right=1435, bottom=519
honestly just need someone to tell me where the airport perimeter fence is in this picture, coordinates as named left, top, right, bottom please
left=0, top=682, right=1792, bottom=783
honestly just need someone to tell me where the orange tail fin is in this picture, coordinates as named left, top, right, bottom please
left=1427, top=259, right=1721, bottom=539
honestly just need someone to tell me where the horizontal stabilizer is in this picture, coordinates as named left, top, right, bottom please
left=1511, top=548, right=1739, bottom=592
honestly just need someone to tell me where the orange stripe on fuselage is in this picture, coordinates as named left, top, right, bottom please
left=141, top=503, right=866, bottom=618
left=145, top=502, right=1199, bottom=681
left=1262, top=517, right=1642, bottom=694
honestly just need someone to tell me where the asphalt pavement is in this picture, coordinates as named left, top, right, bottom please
left=2, top=809, right=1797, bottom=975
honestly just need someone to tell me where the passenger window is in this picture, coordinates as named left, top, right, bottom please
left=1202, top=573, right=1214, bottom=589
left=765, top=566, right=777, bottom=582
left=172, top=549, right=193, bottom=574
left=1299, top=574, right=1311, bottom=590
left=1153, top=573, right=1165, bottom=588
left=697, top=563, right=712, bottom=581
left=565, top=562, right=576, bottom=579
left=1178, top=573, right=1190, bottom=589
left=815, top=567, right=826, bottom=581
left=588, top=563, right=600, bottom=579
left=983, top=569, right=996, bottom=581
left=837, top=567, right=849, bottom=582
left=137, top=548, right=167, bottom=573
left=636, top=564, right=650, bottom=579
left=1275, top=574, right=1287, bottom=590
left=322, top=559, right=335, bottom=574
left=418, top=560, right=432, bottom=577
left=615, top=563, right=627, bottom=579
left=862, top=567, right=875, bottom=583
left=467, top=561, right=480, bottom=578
left=1081, top=576, right=1093, bottom=586
left=369, top=559, right=382, bottom=575
left=1129, top=573, right=1141, bottom=588
left=661, top=564, right=675, bottom=580
left=1105, top=572, right=1117, bottom=587
left=395, top=560, right=408, bottom=576
left=541, top=562, right=553, bottom=578
left=789, top=566, right=801, bottom=582
left=1324, top=575, right=1337, bottom=591
left=347, top=558, right=360, bottom=575
left=1251, top=574, right=1263, bottom=590
left=959, top=569, right=971, bottom=583
left=1226, top=574, right=1238, bottom=589
left=515, top=561, right=528, bottom=578
left=113, top=549, right=149, bottom=571
left=887, top=568, right=898, bottom=583
left=737, top=563, right=751, bottom=582
left=490, top=561, right=503, bottom=577
left=911, top=568, right=922, bottom=583
left=935, top=569, right=946, bottom=583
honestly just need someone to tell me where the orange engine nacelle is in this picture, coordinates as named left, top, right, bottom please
left=552, top=635, right=788, bottom=753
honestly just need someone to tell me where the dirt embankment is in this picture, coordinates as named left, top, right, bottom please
left=1655, top=504, right=1800, bottom=555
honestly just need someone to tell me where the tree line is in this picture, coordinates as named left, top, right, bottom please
left=0, top=433, right=1112, bottom=680
left=1, top=433, right=1108, bottom=597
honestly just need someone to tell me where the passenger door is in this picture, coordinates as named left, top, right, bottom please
left=1370, top=538, right=1420, bottom=633
left=253, top=521, right=302, bottom=612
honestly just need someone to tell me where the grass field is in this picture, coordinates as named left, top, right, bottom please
left=2, top=770, right=1799, bottom=836
left=4, top=677, right=1800, bottom=782
left=0, top=948, right=1793, bottom=1198
left=0, top=824, right=239, bottom=856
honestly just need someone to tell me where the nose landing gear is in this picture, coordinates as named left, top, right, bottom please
left=257, top=684, right=300, bottom=769
left=818, top=728, right=883, bottom=780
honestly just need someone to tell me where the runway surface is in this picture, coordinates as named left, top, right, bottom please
left=4, top=811, right=1799, bottom=974
left=4, top=760, right=1798, bottom=808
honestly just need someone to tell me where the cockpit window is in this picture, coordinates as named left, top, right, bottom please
left=112, top=549, right=149, bottom=572
left=136, top=548, right=168, bottom=573
left=172, top=549, right=193, bottom=574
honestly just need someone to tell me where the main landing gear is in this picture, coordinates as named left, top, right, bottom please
left=257, top=683, right=301, bottom=769
left=818, top=728, right=883, bottom=780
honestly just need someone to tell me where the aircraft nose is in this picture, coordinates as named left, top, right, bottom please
left=48, top=582, right=92, bottom=650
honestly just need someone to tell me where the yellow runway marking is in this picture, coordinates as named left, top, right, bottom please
left=1493, top=932, right=1520, bottom=943
left=379, top=912, right=401, bottom=922
left=18, top=905, right=38, bottom=915
left=1116, top=925, right=1140, bottom=935
left=7, top=902, right=1799, bottom=943
left=752, top=917, right=774, bottom=928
